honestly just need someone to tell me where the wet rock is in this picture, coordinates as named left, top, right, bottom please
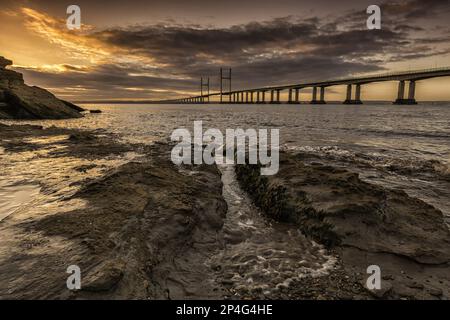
left=236, top=150, right=450, bottom=300
left=427, top=287, right=443, bottom=297
left=89, top=109, right=102, bottom=114
left=407, top=281, right=424, bottom=290
left=69, top=132, right=96, bottom=141
left=236, top=151, right=450, bottom=264
left=83, top=262, right=125, bottom=292
left=365, top=282, right=392, bottom=299
left=0, top=140, right=228, bottom=299
left=0, top=56, right=83, bottom=119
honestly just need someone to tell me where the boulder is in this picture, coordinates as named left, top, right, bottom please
left=0, top=56, right=83, bottom=119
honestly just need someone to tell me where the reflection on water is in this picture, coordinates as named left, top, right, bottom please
left=1, top=102, right=449, bottom=225
left=0, top=182, right=40, bottom=221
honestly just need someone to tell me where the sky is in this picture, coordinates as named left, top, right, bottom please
left=0, top=0, right=449, bottom=101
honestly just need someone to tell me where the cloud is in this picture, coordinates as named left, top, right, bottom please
left=12, top=0, right=450, bottom=100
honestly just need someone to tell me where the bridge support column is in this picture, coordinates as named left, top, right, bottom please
left=310, top=87, right=320, bottom=104
left=240, top=92, right=244, bottom=104
left=354, top=84, right=362, bottom=104
left=295, top=88, right=300, bottom=103
left=343, top=84, right=352, bottom=104
left=245, top=92, right=249, bottom=103
left=343, top=84, right=363, bottom=104
left=276, top=90, right=281, bottom=103
left=261, top=91, right=266, bottom=103
left=394, top=80, right=417, bottom=104
left=250, top=91, right=254, bottom=103
left=270, top=90, right=275, bottom=103
left=288, top=89, right=293, bottom=103
left=318, top=87, right=326, bottom=104
left=256, top=91, right=260, bottom=103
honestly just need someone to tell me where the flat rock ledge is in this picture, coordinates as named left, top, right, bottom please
left=236, top=150, right=450, bottom=299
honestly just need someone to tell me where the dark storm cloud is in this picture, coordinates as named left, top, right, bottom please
left=382, top=0, right=450, bottom=19
left=17, top=63, right=198, bottom=92
left=85, top=5, right=447, bottom=88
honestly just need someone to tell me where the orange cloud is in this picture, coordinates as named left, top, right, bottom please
left=21, top=7, right=110, bottom=64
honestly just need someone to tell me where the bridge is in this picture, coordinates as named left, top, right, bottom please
left=161, top=67, right=450, bottom=105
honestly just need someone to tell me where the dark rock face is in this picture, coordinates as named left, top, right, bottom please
left=0, top=57, right=12, bottom=69
left=0, top=56, right=83, bottom=119
left=236, top=151, right=450, bottom=299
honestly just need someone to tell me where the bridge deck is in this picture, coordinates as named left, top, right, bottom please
left=165, top=66, right=450, bottom=102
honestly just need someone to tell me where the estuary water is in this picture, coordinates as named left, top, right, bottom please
left=1, top=102, right=450, bottom=225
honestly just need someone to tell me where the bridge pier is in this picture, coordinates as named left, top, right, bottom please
left=319, top=87, right=326, bottom=104
left=261, top=91, right=266, bottom=103
left=310, top=87, right=317, bottom=103
left=355, top=84, right=362, bottom=103
left=295, top=88, right=300, bottom=103
left=250, top=91, right=254, bottom=103
left=311, top=86, right=326, bottom=104
left=394, top=80, right=417, bottom=104
left=270, top=90, right=281, bottom=104
left=343, top=84, right=363, bottom=104
left=288, top=89, right=293, bottom=103
left=256, top=91, right=261, bottom=103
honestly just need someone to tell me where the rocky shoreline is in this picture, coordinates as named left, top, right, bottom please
left=235, top=151, right=450, bottom=299
left=0, top=124, right=449, bottom=299
left=0, top=57, right=84, bottom=119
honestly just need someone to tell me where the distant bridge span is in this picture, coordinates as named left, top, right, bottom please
left=161, top=67, right=450, bottom=105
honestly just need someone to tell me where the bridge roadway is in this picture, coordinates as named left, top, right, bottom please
left=162, top=67, right=450, bottom=105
